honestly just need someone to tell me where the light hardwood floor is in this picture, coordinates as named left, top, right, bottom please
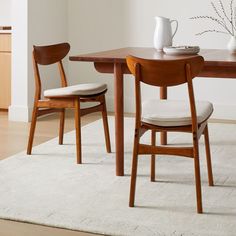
left=0, top=110, right=105, bottom=236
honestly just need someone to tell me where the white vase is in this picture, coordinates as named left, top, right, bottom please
left=227, top=36, right=236, bottom=53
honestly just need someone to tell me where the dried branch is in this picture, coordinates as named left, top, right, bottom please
left=190, top=15, right=233, bottom=35
left=219, top=0, right=231, bottom=22
left=211, top=0, right=236, bottom=34
left=195, top=29, right=229, bottom=35
left=235, top=2, right=236, bottom=28
left=190, top=0, right=236, bottom=37
left=211, top=1, right=225, bottom=20
left=230, top=0, right=235, bottom=34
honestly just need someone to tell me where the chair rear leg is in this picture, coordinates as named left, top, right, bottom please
left=129, top=129, right=140, bottom=207
left=193, top=138, right=203, bottom=213
left=101, top=95, right=111, bottom=153
left=59, top=109, right=65, bottom=145
left=151, top=130, right=156, bottom=182
left=74, top=99, right=82, bottom=164
left=27, top=106, right=38, bottom=155
left=204, top=124, right=214, bottom=186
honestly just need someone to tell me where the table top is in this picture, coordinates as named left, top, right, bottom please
left=69, top=47, right=236, bottom=67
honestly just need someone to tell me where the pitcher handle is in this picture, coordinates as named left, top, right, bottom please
left=170, top=20, right=178, bottom=39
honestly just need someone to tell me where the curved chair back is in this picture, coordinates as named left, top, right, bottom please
left=33, top=43, right=70, bottom=65
left=126, top=55, right=205, bottom=135
left=126, top=55, right=204, bottom=87
left=32, top=43, right=70, bottom=100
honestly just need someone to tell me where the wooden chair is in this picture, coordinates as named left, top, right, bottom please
left=126, top=55, right=214, bottom=213
left=27, top=43, right=111, bottom=163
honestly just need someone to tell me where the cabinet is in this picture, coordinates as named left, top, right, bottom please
left=0, top=33, right=11, bottom=109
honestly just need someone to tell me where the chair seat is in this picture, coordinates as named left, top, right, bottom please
left=44, top=83, right=107, bottom=97
left=142, top=99, right=213, bottom=127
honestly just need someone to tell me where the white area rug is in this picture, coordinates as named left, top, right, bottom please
left=0, top=117, right=236, bottom=236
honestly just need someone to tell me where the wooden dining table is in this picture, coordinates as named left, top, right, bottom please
left=70, top=47, right=236, bottom=176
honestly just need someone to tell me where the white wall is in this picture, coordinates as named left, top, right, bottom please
left=68, top=0, right=236, bottom=120
left=9, top=0, right=28, bottom=121
left=0, top=0, right=11, bottom=25
left=27, top=0, right=68, bottom=112
left=10, top=0, right=236, bottom=121
left=68, top=0, right=127, bottom=111
left=9, top=0, right=68, bottom=121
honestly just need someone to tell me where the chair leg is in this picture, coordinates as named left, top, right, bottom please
left=193, top=137, right=203, bottom=213
left=129, top=129, right=139, bottom=207
left=204, top=124, right=214, bottom=186
left=151, top=130, right=156, bottom=182
left=74, top=99, right=82, bottom=164
left=59, top=109, right=65, bottom=145
left=101, top=95, right=111, bottom=153
left=27, top=106, right=38, bottom=155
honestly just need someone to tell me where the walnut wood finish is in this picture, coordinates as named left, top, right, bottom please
left=69, top=47, right=235, bottom=176
left=151, top=130, right=156, bottom=182
left=160, top=86, right=167, bottom=144
left=27, top=43, right=111, bottom=164
left=126, top=55, right=213, bottom=213
left=114, top=63, right=124, bottom=176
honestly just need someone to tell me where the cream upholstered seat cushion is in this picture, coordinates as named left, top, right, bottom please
left=44, top=83, right=107, bottom=97
left=142, top=99, right=213, bottom=127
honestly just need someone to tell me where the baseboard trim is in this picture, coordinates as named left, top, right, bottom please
left=211, top=104, right=236, bottom=120
left=8, top=99, right=236, bottom=122
left=8, top=105, right=33, bottom=122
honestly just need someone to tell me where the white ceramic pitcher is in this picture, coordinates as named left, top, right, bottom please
left=153, top=16, right=178, bottom=50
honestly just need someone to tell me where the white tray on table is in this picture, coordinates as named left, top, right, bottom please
left=163, top=46, right=200, bottom=55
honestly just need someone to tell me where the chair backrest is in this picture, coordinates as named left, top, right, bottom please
left=33, top=43, right=70, bottom=65
left=126, top=55, right=205, bottom=130
left=32, top=43, right=70, bottom=100
left=126, top=55, right=204, bottom=87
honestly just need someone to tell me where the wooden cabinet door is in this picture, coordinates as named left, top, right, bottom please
left=0, top=34, right=11, bottom=52
left=0, top=52, right=11, bottom=109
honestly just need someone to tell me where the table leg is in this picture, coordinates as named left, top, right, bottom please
left=160, top=86, right=167, bottom=145
left=114, top=63, right=124, bottom=176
